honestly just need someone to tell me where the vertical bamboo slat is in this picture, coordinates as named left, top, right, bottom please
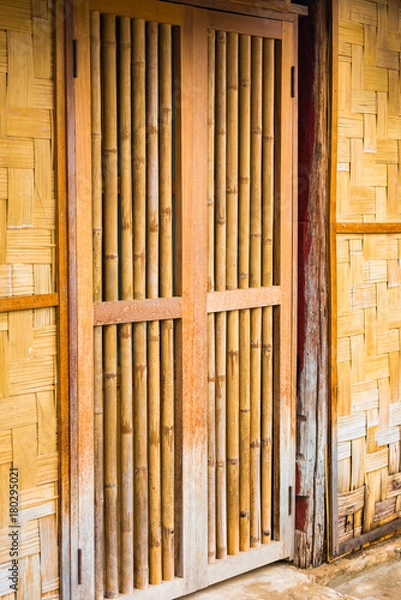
left=239, top=34, right=251, bottom=552
left=226, top=32, right=240, bottom=556
left=261, top=37, right=275, bottom=545
left=160, top=23, right=175, bottom=582
left=102, top=14, right=119, bottom=598
left=132, top=18, right=149, bottom=590
left=147, top=21, right=162, bottom=586
left=250, top=36, right=263, bottom=549
left=90, top=12, right=104, bottom=599
left=215, top=30, right=227, bottom=561
left=207, top=28, right=217, bottom=565
left=119, top=16, right=134, bottom=594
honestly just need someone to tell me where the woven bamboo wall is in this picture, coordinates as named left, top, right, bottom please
left=0, top=0, right=59, bottom=598
left=336, top=0, right=401, bottom=545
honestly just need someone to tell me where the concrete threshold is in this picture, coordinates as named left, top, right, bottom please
left=183, top=536, right=401, bottom=599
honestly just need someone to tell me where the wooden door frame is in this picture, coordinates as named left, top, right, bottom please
left=63, top=1, right=299, bottom=597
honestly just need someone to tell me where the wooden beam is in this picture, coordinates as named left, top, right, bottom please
left=0, top=293, right=59, bottom=313
left=335, top=222, right=401, bottom=234
left=337, top=519, right=401, bottom=557
left=162, top=0, right=308, bottom=19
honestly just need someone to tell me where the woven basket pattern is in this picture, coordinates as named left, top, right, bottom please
left=0, top=0, right=59, bottom=597
left=337, top=0, right=401, bottom=544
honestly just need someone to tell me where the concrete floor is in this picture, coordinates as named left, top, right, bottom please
left=184, top=536, right=401, bottom=599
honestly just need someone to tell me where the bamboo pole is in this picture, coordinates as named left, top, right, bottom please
left=132, top=18, right=149, bottom=589
left=160, top=23, right=175, bottom=581
left=119, top=16, right=134, bottom=593
left=147, top=21, right=162, bottom=586
left=215, top=30, right=227, bottom=560
left=226, top=31, right=240, bottom=556
left=250, top=36, right=263, bottom=548
left=239, top=34, right=251, bottom=553
left=261, top=38, right=275, bottom=545
left=207, top=28, right=217, bottom=565
left=102, top=13, right=119, bottom=597
left=91, top=12, right=104, bottom=599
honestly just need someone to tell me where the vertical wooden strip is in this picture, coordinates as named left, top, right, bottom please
left=90, top=12, right=104, bottom=598
left=102, top=14, right=119, bottom=597
left=239, top=34, right=251, bottom=552
left=215, top=30, right=227, bottom=561
left=147, top=21, right=162, bottom=586
left=226, top=32, right=240, bottom=556
left=160, top=23, right=175, bottom=582
left=261, top=37, right=275, bottom=545
left=119, top=16, right=134, bottom=594
left=56, top=2, right=71, bottom=596
left=250, top=36, right=263, bottom=549
left=132, top=18, right=149, bottom=590
left=207, top=28, right=216, bottom=565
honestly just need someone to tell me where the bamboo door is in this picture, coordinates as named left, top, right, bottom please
left=67, top=1, right=298, bottom=598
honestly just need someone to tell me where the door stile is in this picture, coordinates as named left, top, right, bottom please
left=66, top=1, right=95, bottom=598
left=178, top=9, right=210, bottom=595
left=275, top=19, right=297, bottom=560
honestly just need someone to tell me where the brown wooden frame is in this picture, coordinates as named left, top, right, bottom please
left=65, top=1, right=298, bottom=596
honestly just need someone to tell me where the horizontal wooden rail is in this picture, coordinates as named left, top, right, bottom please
left=0, top=293, right=59, bottom=313
left=93, top=297, right=183, bottom=325
left=163, top=0, right=308, bottom=19
left=337, top=518, right=401, bottom=557
left=207, top=286, right=282, bottom=313
left=335, top=222, right=401, bottom=234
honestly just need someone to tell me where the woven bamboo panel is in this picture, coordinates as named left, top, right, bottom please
left=0, top=0, right=59, bottom=597
left=337, top=0, right=401, bottom=223
left=336, top=234, right=401, bottom=543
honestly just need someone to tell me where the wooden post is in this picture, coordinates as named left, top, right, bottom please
left=295, top=0, right=330, bottom=568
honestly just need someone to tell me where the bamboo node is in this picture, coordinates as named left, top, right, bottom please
left=105, top=483, right=118, bottom=489
left=105, top=253, right=118, bottom=260
left=121, top=423, right=133, bottom=434
left=135, top=466, right=148, bottom=475
left=240, top=511, right=250, bottom=518
left=216, top=460, right=225, bottom=469
left=239, top=176, right=250, bottom=184
left=161, top=206, right=172, bottom=217
left=250, top=232, right=262, bottom=239
left=227, top=457, right=239, bottom=465
left=227, top=349, right=239, bottom=358
left=252, top=126, right=262, bottom=135
left=240, top=271, right=248, bottom=280
left=240, top=407, right=250, bottom=414
left=262, top=343, right=272, bottom=353
left=104, top=372, right=117, bottom=380
left=262, top=530, right=271, bottom=537
left=240, top=77, right=250, bottom=88
left=251, top=340, right=262, bottom=349
left=250, top=440, right=261, bottom=448
left=226, top=185, right=238, bottom=195
left=148, top=220, right=159, bottom=233
left=103, top=148, right=117, bottom=155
